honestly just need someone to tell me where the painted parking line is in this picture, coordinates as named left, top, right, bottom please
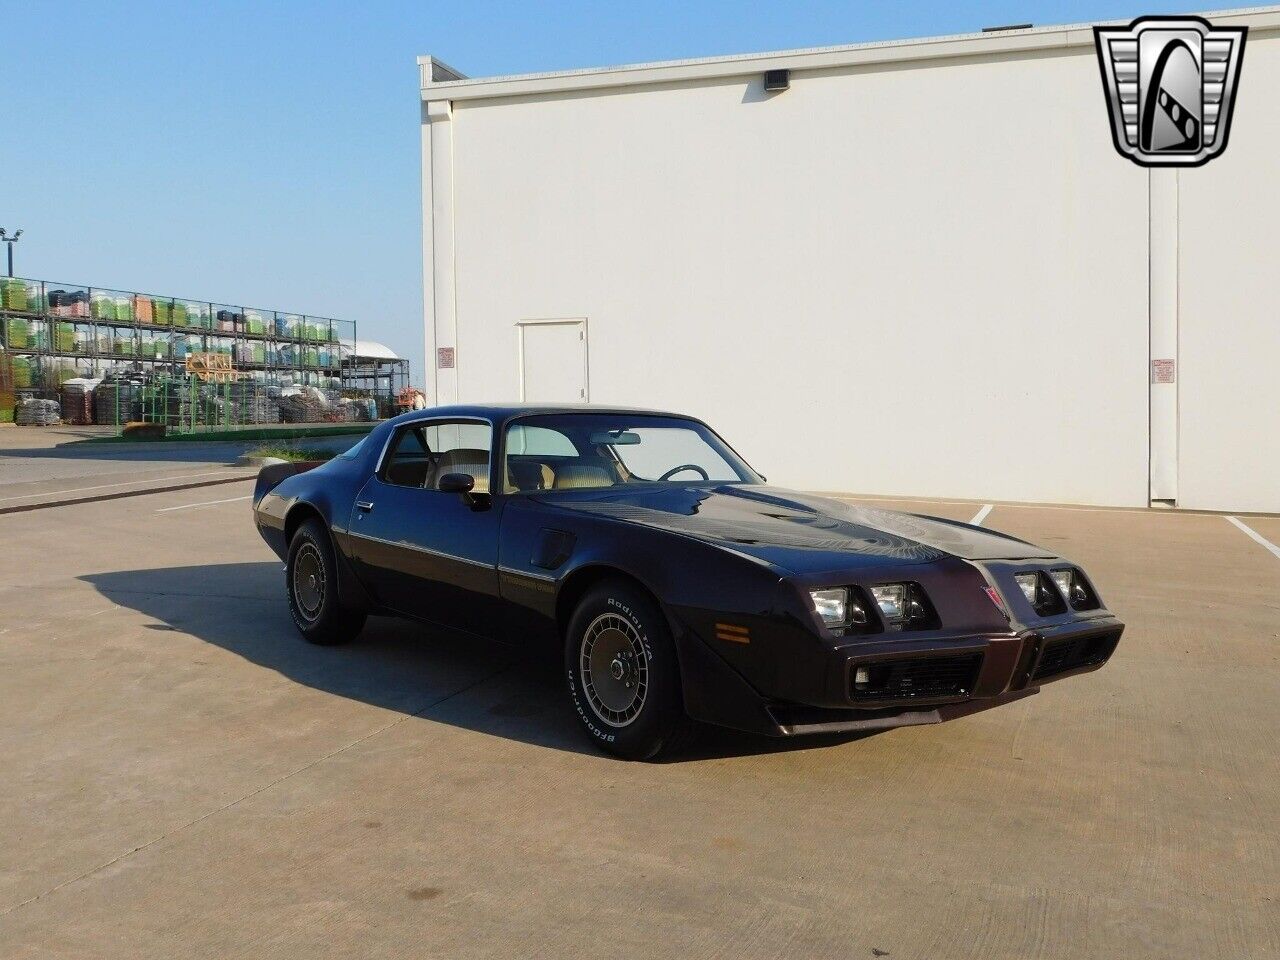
left=1225, top=516, right=1280, bottom=560
left=0, top=470, right=240, bottom=504
left=829, top=493, right=1280, bottom=522
left=156, top=495, right=252, bottom=514
left=969, top=503, right=994, bottom=526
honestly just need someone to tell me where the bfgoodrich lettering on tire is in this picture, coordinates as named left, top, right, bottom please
left=565, top=579, right=688, bottom=760
left=287, top=518, right=366, bottom=646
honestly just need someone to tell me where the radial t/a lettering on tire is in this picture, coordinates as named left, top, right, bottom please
left=564, top=579, right=688, bottom=760
left=287, top=518, right=366, bottom=646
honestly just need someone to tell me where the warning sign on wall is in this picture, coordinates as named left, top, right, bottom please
left=437, top=347, right=456, bottom=369
left=1151, top=358, right=1176, bottom=384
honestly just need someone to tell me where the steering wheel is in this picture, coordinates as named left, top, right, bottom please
left=658, top=463, right=710, bottom=482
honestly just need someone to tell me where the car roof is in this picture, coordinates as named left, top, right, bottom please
left=387, top=403, right=703, bottom=425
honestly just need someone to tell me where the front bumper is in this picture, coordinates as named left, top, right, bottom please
left=766, top=615, right=1123, bottom=736
left=837, top=616, right=1122, bottom=709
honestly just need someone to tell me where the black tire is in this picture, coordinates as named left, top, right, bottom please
left=287, top=518, right=366, bottom=646
left=565, top=579, right=688, bottom=760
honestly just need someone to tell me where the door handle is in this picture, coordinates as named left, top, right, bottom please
left=356, top=500, right=375, bottom=512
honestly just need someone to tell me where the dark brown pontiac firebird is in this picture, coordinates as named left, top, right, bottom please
left=254, top=405, right=1124, bottom=760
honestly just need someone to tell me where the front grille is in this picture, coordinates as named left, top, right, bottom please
left=1032, top=632, right=1117, bottom=681
left=850, top=653, right=983, bottom=702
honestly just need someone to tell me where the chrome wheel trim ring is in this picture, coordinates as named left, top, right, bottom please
left=292, top=543, right=325, bottom=621
left=580, top=612, right=648, bottom=728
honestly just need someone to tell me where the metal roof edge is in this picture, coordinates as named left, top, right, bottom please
left=420, top=5, right=1280, bottom=103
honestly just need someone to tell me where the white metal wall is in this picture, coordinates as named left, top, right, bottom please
left=422, top=21, right=1280, bottom=512
left=1177, top=33, right=1280, bottom=514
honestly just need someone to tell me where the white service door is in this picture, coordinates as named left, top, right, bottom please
left=519, top=320, right=587, bottom=403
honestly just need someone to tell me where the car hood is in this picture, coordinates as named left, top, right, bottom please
left=535, top=484, right=1054, bottom=574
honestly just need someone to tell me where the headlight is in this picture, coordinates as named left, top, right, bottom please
left=1013, top=571, right=1069, bottom=615
left=1049, top=569, right=1073, bottom=599
left=1014, top=573, right=1040, bottom=604
left=1050, top=568, right=1098, bottom=609
left=870, top=584, right=907, bottom=622
left=810, top=587, right=850, bottom=627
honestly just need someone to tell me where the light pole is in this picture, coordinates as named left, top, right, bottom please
left=0, top=228, right=22, bottom=277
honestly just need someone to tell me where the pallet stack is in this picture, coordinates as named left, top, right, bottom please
left=94, top=377, right=143, bottom=426
left=15, top=398, right=61, bottom=426
left=60, top=378, right=99, bottom=425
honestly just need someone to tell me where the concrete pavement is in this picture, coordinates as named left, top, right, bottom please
left=0, top=485, right=1277, bottom=958
left=0, top=427, right=362, bottom=510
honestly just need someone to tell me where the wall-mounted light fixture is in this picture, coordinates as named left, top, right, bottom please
left=763, top=69, right=790, bottom=92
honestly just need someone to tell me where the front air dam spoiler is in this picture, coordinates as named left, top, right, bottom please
left=768, top=687, right=1040, bottom=736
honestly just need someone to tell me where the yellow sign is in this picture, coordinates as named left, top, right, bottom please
left=185, top=353, right=239, bottom=382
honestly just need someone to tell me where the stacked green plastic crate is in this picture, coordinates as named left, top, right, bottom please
left=1, top=278, right=30, bottom=312
left=6, top=317, right=30, bottom=348
left=91, top=295, right=117, bottom=321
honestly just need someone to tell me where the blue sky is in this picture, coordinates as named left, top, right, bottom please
left=6, top=0, right=1219, bottom=384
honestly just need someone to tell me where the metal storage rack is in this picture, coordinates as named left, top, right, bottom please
left=340, top=355, right=411, bottom=419
left=0, top=276, right=362, bottom=426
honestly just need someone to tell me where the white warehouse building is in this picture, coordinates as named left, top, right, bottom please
left=419, top=6, right=1280, bottom=513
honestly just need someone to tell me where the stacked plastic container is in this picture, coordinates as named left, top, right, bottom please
left=6, top=316, right=30, bottom=348
left=1, top=277, right=32, bottom=311
left=91, top=294, right=117, bottom=321
left=1, top=278, right=367, bottom=417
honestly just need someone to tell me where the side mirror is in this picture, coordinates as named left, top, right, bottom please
left=438, top=472, right=475, bottom=494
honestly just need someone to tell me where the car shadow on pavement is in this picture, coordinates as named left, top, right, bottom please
left=83, top=561, right=875, bottom=763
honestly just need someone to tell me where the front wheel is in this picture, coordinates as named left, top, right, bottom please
left=287, top=518, right=366, bottom=645
left=564, top=580, right=688, bottom=760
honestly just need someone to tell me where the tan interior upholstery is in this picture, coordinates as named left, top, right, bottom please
left=552, top=464, right=614, bottom=490
left=432, top=448, right=490, bottom=493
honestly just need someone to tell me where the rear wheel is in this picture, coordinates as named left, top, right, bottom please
left=565, top=580, right=687, bottom=760
left=287, top=518, right=365, bottom=645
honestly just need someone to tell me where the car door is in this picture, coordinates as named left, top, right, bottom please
left=348, top=418, right=503, bottom=637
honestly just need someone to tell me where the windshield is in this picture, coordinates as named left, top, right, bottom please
left=503, top=414, right=759, bottom=492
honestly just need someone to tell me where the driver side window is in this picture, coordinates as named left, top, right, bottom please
left=381, top=421, right=493, bottom=492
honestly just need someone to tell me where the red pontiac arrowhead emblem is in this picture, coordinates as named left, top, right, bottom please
left=983, top=585, right=1010, bottom=620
